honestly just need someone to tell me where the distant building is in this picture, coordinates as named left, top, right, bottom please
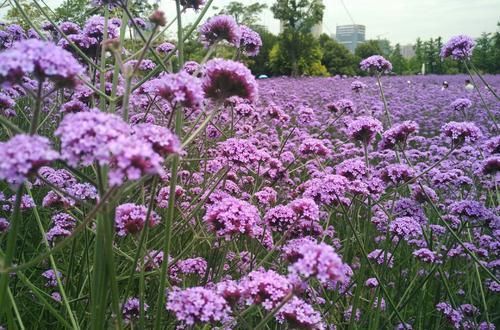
left=335, top=24, right=366, bottom=53
left=401, top=44, right=415, bottom=58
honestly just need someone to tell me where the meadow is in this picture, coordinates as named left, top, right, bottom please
left=0, top=2, right=499, bottom=329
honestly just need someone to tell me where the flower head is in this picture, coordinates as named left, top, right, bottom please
left=0, top=39, right=83, bottom=87
left=198, top=15, right=240, bottom=48
left=115, top=203, right=160, bottom=237
left=166, top=287, right=232, bottom=326
left=0, top=135, right=59, bottom=185
left=239, top=25, right=262, bottom=56
left=143, top=71, right=204, bottom=109
left=440, top=35, right=475, bottom=60
left=441, top=121, right=481, bottom=145
left=360, top=55, right=392, bottom=73
left=202, top=58, right=258, bottom=102
left=347, top=116, right=383, bottom=144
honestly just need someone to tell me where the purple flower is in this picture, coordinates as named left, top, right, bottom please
left=389, top=217, right=422, bottom=240
left=156, top=185, right=185, bottom=208
left=335, top=158, right=367, bottom=180
left=239, top=25, right=262, bottom=56
left=169, top=257, right=207, bottom=284
left=436, top=302, right=463, bottom=328
left=299, top=138, right=330, bottom=157
left=166, top=287, right=232, bottom=326
left=61, top=100, right=90, bottom=114
left=0, top=39, right=83, bottom=87
left=360, top=55, right=392, bottom=73
left=198, top=15, right=241, bottom=48
left=42, top=269, right=62, bottom=287
left=124, top=59, right=156, bottom=72
left=450, top=98, right=472, bottom=112
left=413, top=248, right=439, bottom=263
left=264, top=205, right=296, bottom=233
left=347, top=116, right=383, bottom=144
left=115, top=203, right=160, bottom=237
left=0, top=218, right=9, bottom=233
left=365, top=277, right=379, bottom=288
left=132, top=123, right=181, bottom=156
left=351, top=80, right=366, bottom=92
left=441, top=121, right=481, bottom=145
left=289, top=241, right=346, bottom=285
left=142, top=71, right=204, bottom=109
left=303, top=174, right=349, bottom=205
left=131, top=17, right=147, bottom=29
left=122, top=297, right=149, bottom=323
left=59, top=22, right=81, bottom=35
left=156, top=42, right=176, bottom=54
left=327, top=98, right=355, bottom=114
left=481, top=155, right=500, bottom=175
left=380, top=164, right=415, bottom=184
left=203, top=196, right=270, bottom=246
left=202, top=58, right=258, bottom=102
left=440, top=35, right=475, bottom=60
left=0, top=134, right=59, bottom=185
left=367, top=249, right=394, bottom=268
left=180, top=0, right=206, bottom=10
left=55, top=111, right=130, bottom=166
left=240, top=269, right=292, bottom=310
left=182, top=60, right=201, bottom=75
left=83, top=15, right=119, bottom=40
left=275, top=297, right=324, bottom=330
left=380, top=121, right=418, bottom=150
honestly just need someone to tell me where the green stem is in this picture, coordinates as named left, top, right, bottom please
left=154, top=109, right=183, bottom=330
left=376, top=73, right=392, bottom=127
left=175, top=0, right=185, bottom=67
left=30, top=81, right=44, bottom=135
left=0, top=186, right=23, bottom=315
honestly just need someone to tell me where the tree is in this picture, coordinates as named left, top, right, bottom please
left=54, top=0, right=89, bottom=25
left=5, top=0, right=53, bottom=28
left=271, top=0, right=325, bottom=76
left=248, top=27, right=278, bottom=76
left=318, top=34, right=357, bottom=76
left=354, top=40, right=383, bottom=60
left=215, top=2, right=268, bottom=27
left=390, top=43, right=407, bottom=75
left=376, top=39, right=392, bottom=57
left=269, top=31, right=328, bottom=76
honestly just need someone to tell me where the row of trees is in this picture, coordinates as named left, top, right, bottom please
left=5, top=0, right=500, bottom=76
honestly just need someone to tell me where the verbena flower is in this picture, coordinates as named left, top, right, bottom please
left=180, top=0, right=206, bottom=10
left=360, top=55, right=392, bottom=73
left=440, top=35, right=475, bottom=60
left=275, top=297, right=324, bottom=330
left=240, top=269, right=292, bottom=310
left=288, top=241, right=346, bottom=285
left=142, top=71, right=204, bottom=109
left=450, top=98, right=472, bottom=112
left=239, top=25, right=262, bottom=56
left=132, top=123, right=181, bottom=156
left=0, top=39, right=83, bottom=87
left=441, top=121, right=481, bottom=145
left=380, top=121, right=418, bottom=150
left=202, top=58, right=258, bottom=102
left=56, top=111, right=130, bottom=166
left=198, top=15, right=240, bottom=48
left=122, top=297, right=149, bottom=324
left=347, top=116, right=383, bottom=144
left=115, top=203, right=160, bottom=237
left=0, top=134, right=59, bottom=185
left=166, top=286, right=232, bottom=326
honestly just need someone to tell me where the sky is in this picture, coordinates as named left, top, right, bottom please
left=3, top=0, right=500, bottom=44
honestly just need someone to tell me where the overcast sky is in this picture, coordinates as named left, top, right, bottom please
left=3, top=0, right=500, bottom=44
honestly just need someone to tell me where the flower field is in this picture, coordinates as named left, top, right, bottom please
left=0, top=2, right=499, bottom=329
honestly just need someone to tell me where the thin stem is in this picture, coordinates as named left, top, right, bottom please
left=154, top=109, right=183, bottom=330
left=0, top=186, right=23, bottom=313
left=175, top=0, right=185, bottom=66
left=376, top=73, right=392, bottom=127
left=30, top=81, right=44, bottom=135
